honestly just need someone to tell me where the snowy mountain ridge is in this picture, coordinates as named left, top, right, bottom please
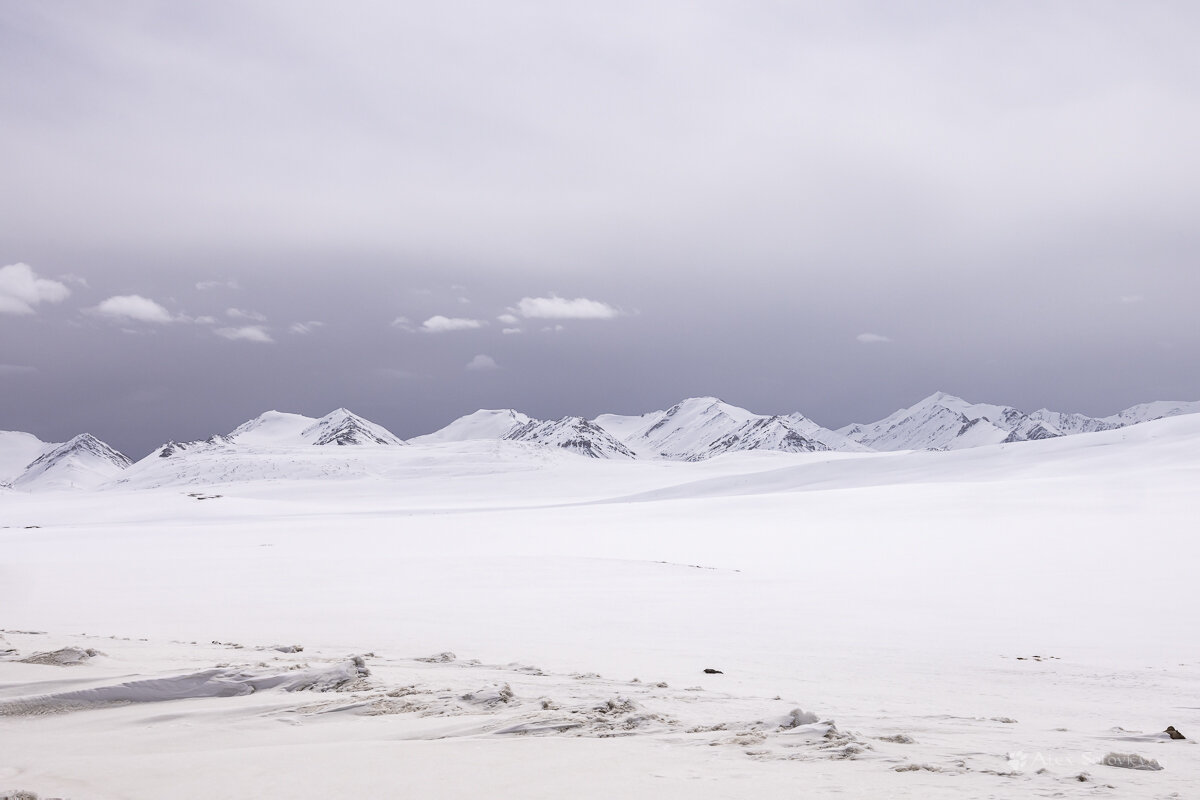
left=5, top=393, right=1200, bottom=491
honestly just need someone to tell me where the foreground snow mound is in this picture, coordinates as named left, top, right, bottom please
left=0, top=658, right=370, bottom=716
left=1100, top=752, right=1164, bottom=771
left=12, top=433, right=131, bottom=490
left=504, top=417, right=636, bottom=459
left=409, top=409, right=532, bottom=444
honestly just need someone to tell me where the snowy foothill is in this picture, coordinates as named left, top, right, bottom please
left=1, top=410, right=1199, bottom=798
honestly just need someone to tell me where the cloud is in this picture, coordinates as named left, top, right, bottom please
left=465, top=354, right=499, bottom=371
left=497, top=313, right=519, bottom=325
left=227, top=307, right=267, bottom=321
left=289, top=320, right=325, bottom=334
left=501, top=328, right=522, bottom=335
left=856, top=332, right=892, bottom=344
left=93, top=294, right=175, bottom=324
left=0, top=363, right=37, bottom=375
left=390, top=316, right=415, bottom=331
left=422, top=315, right=484, bottom=332
left=196, top=280, right=240, bottom=291
left=516, top=296, right=619, bottom=320
left=193, top=315, right=218, bottom=325
left=0, top=263, right=71, bottom=315
left=215, top=325, right=274, bottom=343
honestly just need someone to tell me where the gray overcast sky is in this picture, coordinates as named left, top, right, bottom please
left=2, top=1, right=1199, bottom=457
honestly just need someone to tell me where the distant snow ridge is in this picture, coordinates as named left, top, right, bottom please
left=624, top=397, right=759, bottom=459
left=409, top=409, right=531, bottom=444
left=1028, top=409, right=1120, bottom=436
left=13, top=433, right=131, bottom=489
left=695, top=416, right=832, bottom=461
left=839, top=392, right=1064, bottom=452
left=228, top=409, right=404, bottom=446
left=303, top=409, right=406, bottom=446
left=504, top=417, right=636, bottom=459
left=1100, top=400, right=1200, bottom=426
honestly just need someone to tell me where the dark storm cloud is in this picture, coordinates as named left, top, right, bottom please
left=2, top=2, right=1199, bottom=456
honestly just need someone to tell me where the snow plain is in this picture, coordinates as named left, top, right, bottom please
left=2, top=415, right=1198, bottom=798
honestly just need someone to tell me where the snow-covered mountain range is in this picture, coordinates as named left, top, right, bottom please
left=3, top=393, right=1199, bottom=490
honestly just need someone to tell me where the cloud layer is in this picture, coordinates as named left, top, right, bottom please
left=0, top=263, right=70, bottom=314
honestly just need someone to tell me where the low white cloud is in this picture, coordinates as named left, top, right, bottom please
left=0, top=263, right=71, bottom=315
left=390, top=316, right=415, bottom=331
left=227, top=307, right=267, bottom=322
left=289, top=321, right=325, bottom=335
left=466, top=354, right=499, bottom=371
left=196, top=279, right=240, bottom=291
left=856, top=332, right=892, bottom=344
left=0, top=363, right=37, bottom=375
left=93, top=294, right=175, bottom=324
left=193, top=315, right=218, bottom=325
left=215, top=325, right=274, bottom=343
left=497, top=313, right=519, bottom=325
left=501, top=327, right=522, bottom=335
left=516, top=296, right=619, bottom=320
left=422, top=315, right=484, bottom=333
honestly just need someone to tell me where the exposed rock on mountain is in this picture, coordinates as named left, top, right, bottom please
left=503, top=417, right=636, bottom=459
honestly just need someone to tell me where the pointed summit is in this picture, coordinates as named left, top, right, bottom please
left=13, top=433, right=132, bottom=490
left=303, top=409, right=405, bottom=446
left=504, top=417, right=635, bottom=459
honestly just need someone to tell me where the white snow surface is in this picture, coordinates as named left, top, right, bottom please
left=2, top=415, right=1198, bottom=798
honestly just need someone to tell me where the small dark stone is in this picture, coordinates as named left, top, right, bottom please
left=703, top=668, right=723, bottom=674
left=1166, top=726, right=1186, bottom=740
